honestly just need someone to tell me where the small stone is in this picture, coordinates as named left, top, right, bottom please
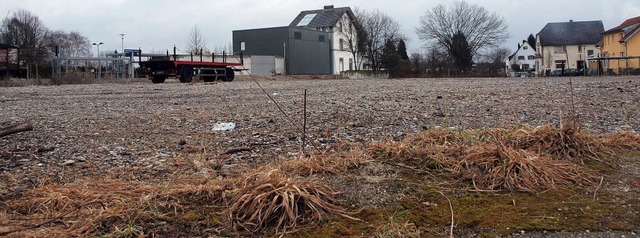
left=63, top=160, right=75, bottom=166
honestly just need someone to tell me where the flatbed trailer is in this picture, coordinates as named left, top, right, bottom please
left=138, top=47, right=243, bottom=83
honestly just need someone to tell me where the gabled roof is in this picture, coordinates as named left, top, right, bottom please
left=289, top=6, right=358, bottom=29
left=508, top=41, right=534, bottom=61
left=620, top=24, right=640, bottom=43
left=537, top=20, right=604, bottom=46
left=603, top=16, right=640, bottom=34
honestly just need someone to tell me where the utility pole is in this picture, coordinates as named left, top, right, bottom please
left=120, top=33, right=126, bottom=78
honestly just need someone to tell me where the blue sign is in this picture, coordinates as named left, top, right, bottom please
left=124, top=49, right=140, bottom=57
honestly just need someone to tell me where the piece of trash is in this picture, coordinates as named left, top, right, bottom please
left=212, top=122, right=236, bottom=131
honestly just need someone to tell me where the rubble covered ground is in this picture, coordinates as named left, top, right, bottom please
left=0, top=76, right=639, bottom=237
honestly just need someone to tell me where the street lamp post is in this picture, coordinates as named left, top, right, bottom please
left=92, top=42, right=104, bottom=78
left=119, top=34, right=126, bottom=78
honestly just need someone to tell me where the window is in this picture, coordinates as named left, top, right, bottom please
left=527, top=55, right=535, bottom=60
left=522, top=64, right=530, bottom=70
left=319, top=35, right=325, bottom=42
left=339, top=58, right=344, bottom=72
left=554, top=46, right=565, bottom=54
left=297, top=14, right=317, bottom=26
left=555, top=60, right=566, bottom=69
left=339, top=39, right=344, bottom=50
left=294, top=32, right=302, bottom=39
left=523, top=46, right=528, bottom=50
left=587, top=50, right=594, bottom=57
left=349, top=58, right=353, bottom=71
left=621, top=52, right=625, bottom=57
left=517, top=56, right=525, bottom=60
left=578, top=45, right=582, bottom=53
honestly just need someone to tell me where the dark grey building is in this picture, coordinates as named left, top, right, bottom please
left=233, top=26, right=332, bottom=75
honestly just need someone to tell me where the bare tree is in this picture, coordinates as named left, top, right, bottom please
left=44, top=30, right=91, bottom=58
left=186, top=25, right=206, bottom=55
left=416, top=1, right=509, bottom=69
left=1, top=9, right=49, bottom=77
left=356, top=9, right=405, bottom=71
left=478, top=46, right=510, bottom=66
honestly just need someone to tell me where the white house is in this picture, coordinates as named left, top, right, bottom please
left=289, top=5, right=361, bottom=74
left=507, top=41, right=537, bottom=76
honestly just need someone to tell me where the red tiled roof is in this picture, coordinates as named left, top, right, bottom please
left=604, top=16, right=640, bottom=34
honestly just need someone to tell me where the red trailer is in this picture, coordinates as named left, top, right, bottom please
left=138, top=47, right=243, bottom=83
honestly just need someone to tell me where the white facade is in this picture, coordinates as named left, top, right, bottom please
left=508, top=42, right=537, bottom=74
left=329, top=13, right=360, bottom=74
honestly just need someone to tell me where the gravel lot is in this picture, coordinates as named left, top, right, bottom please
left=1, top=76, right=639, bottom=236
left=1, top=76, right=639, bottom=186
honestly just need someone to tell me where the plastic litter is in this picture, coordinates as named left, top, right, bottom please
left=212, top=122, right=236, bottom=131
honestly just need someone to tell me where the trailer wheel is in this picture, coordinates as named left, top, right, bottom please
left=152, top=75, right=166, bottom=84
left=222, top=67, right=235, bottom=82
left=179, top=67, right=194, bottom=83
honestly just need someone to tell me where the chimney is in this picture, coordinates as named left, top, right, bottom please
left=569, top=19, right=574, bottom=22
left=324, top=5, right=334, bottom=9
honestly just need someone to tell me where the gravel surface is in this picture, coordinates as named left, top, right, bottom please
left=1, top=76, right=639, bottom=236
left=1, top=76, right=639, bottom=183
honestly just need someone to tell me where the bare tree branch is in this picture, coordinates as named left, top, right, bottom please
left=356, top=9, right=405, bottom=71
left=416, top=1, right=509, bottom=60
left=186, top=25, right=206, bottom=55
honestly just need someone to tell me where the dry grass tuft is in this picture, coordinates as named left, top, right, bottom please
left=229, top=169, right=359, bottom=233
left=599, top=131, right=640, bottom=150
left=0, top=178, right=229, bottom=237
left=366, top=122, right=634, bottom=192
left=505, top=120, right=611, bottom=164
left=454, top=144, right=594, bottom=192
left=280, top=143, right=372, bottom=176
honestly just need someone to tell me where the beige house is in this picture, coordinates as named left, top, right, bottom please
left=535, top=20, right=604, bottom=76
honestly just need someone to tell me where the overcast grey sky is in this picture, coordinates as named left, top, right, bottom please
left=3, top=0, right=639, bottom=55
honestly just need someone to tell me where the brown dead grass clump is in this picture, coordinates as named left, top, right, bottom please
left=599, top=131, right=640, bottom=150
left=454, top=144, right=593, bottom=192
left=505, top=121, right=611, bottom=164
left=280, top=143, right=372, bottom=176
left=229, top=169, right=359, bottom=233
left=367, top=122, right=634, bottom=192
left=0, top=178, right=228, bottom=237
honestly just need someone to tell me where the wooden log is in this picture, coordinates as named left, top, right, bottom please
left=0, top=123, right=34, bottom=138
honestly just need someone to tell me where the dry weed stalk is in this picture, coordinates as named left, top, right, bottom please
left=229, top=169, right=359, bottom=233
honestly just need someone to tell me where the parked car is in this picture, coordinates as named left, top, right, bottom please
left=549, top=70, right=564, bottom=77
left=549, top=68, right=584, bottom=77
left=514, top=71, right=535, bottom=77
